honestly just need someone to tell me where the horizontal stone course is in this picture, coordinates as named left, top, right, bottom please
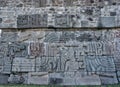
left=0, top=5, right=119, bottom=28
left=0, top=29, right=119, bottom=85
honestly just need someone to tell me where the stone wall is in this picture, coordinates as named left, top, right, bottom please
left=0, top=29, right=119, bottom=85
left=0, top=0, right=120, bottom=85
left=0, top=0, right=119, bottom=28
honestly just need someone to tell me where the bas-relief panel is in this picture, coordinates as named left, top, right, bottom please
left=29, top=43, right=45, bottom=57
left=8, top=43, right=28, bottom=57
left=113, top=30, right=120, bottom=71
left=34, top=43, right=114, bottom=72
left=0, top=43, right=8, bottom=72
left=85, top=56, right=115, bottom=72
left=1, top=32, right=18, bottom=42
left=17, top=14, right=48, bottom=28
left=99, top=72, right=118, bottom=85
left=55, top=14, right=71, bottom=28
left=0, top=29, right=119, bottom=85
left=35, top=56, right=61, bottom=72
left=17, top=30, right=45, bottom=42
left=12, top=58, right=35, bottom=72
left=8, top=73, right=28, bottom=84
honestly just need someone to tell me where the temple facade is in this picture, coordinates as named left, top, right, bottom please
left=0, top=0, right=120, bottom=85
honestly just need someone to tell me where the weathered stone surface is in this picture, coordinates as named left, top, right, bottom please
left=44, top=31, right=60, bottom=43
left=1, top=32, right=18, bottom=42
left=29, top=43, right=45, bottom=57
left=0, top=28, right=120, bottom=85
left=2, top=57, right=11, bottom=74
left=17, top=14, right=48, bottom=28
left=117, top=71, right=120, bottom=82
left=0, top=74, right=9, bottom=84
left=44, top=43, right=59, bottom=57
left=0, top=29, right=120, bottom=85
left=0, top=0, right=119, bottom=7
left=17, top=30, right=45, bottom=42
left=0, top=7, right=17, bottom=28
left=100, top=17, right=116, bottom=27
left=8, top=43, right=28, bottom=57
left=55, top=14, right=71, bottom=28
left=0, top=1, right=120, bottom=86
left=0, top=43, right=8, bottom=72
left=28, top=72, right=49, bottom=85
left=35, top=56, right=60, bottom=72
left=59, top=31, right=75, bottom=43
left=0, top=5, right=119, bottom=28
left=99, top=72, right=118, bottom=84
left=8, top=73, right=28, bottom=84
left=49, top=72, right=101, bottom=85
left=85, top=56, right=115, bottom=72
left=113, top=30, right=120, bottom=71
left=12, top=58, right=35, bottom=72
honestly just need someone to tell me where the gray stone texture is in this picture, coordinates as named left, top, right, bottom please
left=0, top=0, right=120, bottom=85
left=0, top=0, right=119, bottom=28
left=0, top=74, right=9, bottom=84
left=8, top=73, right=28, bottom=84
left=28, top=72, right=49, bottom=85
left=49, top=72, right=101, bottom=85
left=17, top=14, right=47, bottom=28
left=0, top=29, right=119, bottom=85
left=12, top=58, right=35, bottom=72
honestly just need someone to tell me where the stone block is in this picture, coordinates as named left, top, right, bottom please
left=17, top=15, right=29, bottom=28
left=49, top=73, right=63, bottom=85
left=0, top=74, right=9, bottom=84
left=99, top=72, right=118, bottom=84
left=8, top=73, right=28, bottom=84
left=44, top=31, right=60, bottom=43
left=70, top=14, right=81, bottom=27
left=59, top=31, right=75, bottom=43
left=55, top=14, right=71, bottom=28
left=35, top=56, right=60, bottom=72
left=17, top=14, right=47, bottom=28
left=17, top=30, right=45, bottom=42
left=85, top=56, right=115, bottom=72
left=63, top=72, right=101, bottom=85
left=12, top=58, right=35, bottom=72
left=117, top=71, right=120, bottom=82
left=2, top=57, right=11, bottom=74
left=8, top=42, right=28, bottom=57
left=44, top=43, right=60, bottom=57
left=28, top=72, right=49, bottom=85
left=0, top=43, right=9, bottom=73
left=49, top=72, right=101, bottom=85
left=116, top=16, right=120, bottom=27
left=29, top=43, right=45, bottom=57
left=81, top=21, right=89, bottom=27
left=100, top=17, right=116, bottom=27
left=0, top=10, right=16, bottom=28
left=1, top=32, right=17, bottom=42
